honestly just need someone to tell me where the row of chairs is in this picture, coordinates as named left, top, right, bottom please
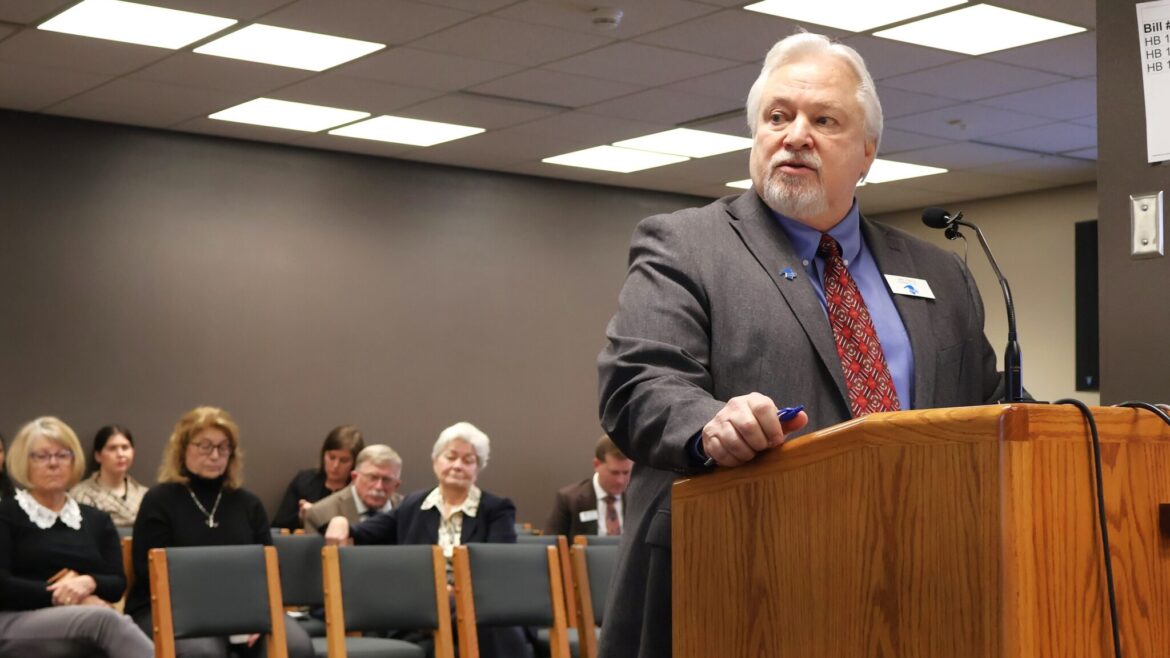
left=144, top=535, right=618, bottom=658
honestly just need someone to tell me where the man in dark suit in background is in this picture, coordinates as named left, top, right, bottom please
left=543, top=435, right=633, bottom=537
left=596, top=31, right=1001, bottom=658
left=305, top=444, right=404, bottom=534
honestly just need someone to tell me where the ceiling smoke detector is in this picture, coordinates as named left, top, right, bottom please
left=590, top=7, right=623, bottom=29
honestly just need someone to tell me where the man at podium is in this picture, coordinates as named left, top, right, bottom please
left=596, top=31, right=1001, bottom=658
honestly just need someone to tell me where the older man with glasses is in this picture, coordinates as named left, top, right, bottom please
left=306, top=444, right=403, bottom=534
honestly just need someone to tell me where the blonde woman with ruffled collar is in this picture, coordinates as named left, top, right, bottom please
left=0, top=416, right=152, bottom=658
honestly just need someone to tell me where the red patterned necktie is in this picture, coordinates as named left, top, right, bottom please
left=604, top=495, right=621, bottom=536
left=818, top=234, right=901, bottom=417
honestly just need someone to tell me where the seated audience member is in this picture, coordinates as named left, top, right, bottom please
left=0, top=417, right=153, bottom=658
left=272, top=425, right=364, bottom=530
left=0, top=432, right=16, bottom=499
left=70, top=425, right=149, bottom=528
left=128, top=406, right=312, bottom=658
left=325, top=422, right=523, bottom=658
left=543, top=435, right=633, bottom=538
left=305, top=444, right=403, bottom=534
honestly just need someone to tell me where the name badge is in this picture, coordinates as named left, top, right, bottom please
left=884, top=274, right=935, bottom=299
left=579, top=510, right=599, bottom=523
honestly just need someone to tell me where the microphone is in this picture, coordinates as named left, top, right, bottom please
left=921, top=207, right=1024, bottom=403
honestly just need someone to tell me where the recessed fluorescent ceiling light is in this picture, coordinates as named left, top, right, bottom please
left=39, top=0, right=236, bottom=49
left=726, top=179, right=752, bottom=189
left=331, top=116, right=484, bottom=147
left=742, top=0, right=965, bottom=32
left=874, top=4, right=1086, bottom=55
left=614, top=128, right=752, bottom=158
left=544, top=146, right=688, bottom=173
left=210, top=98, right=369, bottom=132
left=859, top=159, right=947, bottom=185
left=196, top=24, right=384, bottom=71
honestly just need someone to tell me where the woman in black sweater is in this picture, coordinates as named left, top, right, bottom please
left=128, top=406, right=312, bottom=658
left=0, top=417, right=153, bottom=658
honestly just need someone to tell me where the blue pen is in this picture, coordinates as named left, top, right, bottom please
left=777, top=404, right=805, bottom=422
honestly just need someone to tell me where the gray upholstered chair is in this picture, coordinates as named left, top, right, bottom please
left=320, top=544, right=454, bottom=658
left=578, top=535, right=620, bottom=547
left=272, top=532, right=327, bottom=637
left=569, top=540, right=619, bottom=658
left=515, top=534, right=576, bottom=624
left=452, top=544, right=571, bottom=658
left=148, top=545, right=289, bottom=658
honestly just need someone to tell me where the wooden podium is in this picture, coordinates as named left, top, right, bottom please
left=672, top=404, right=1170, bottom=657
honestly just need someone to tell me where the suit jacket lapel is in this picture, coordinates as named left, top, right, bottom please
left=726, top=191, right=849, bottom=405
left=460, top=508, right=480, bottom=543
left=861, top=217, right=938, bottom=410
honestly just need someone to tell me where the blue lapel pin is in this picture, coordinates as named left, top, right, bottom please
left=780, top=267, right=797, bottom=281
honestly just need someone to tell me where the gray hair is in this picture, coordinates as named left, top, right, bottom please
left=432, top=422, right=490, bottom=470
left=745, top=32, right=883, bottom=152
left=356, top=444, right=402, bottom=470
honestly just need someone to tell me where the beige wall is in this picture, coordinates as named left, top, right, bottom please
left=875, top=182, right=1099, bottom=405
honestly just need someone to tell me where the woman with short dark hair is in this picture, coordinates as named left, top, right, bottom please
left=69, top=425, right=148, bottom=527
left=271, top=424, right=364, bottom=530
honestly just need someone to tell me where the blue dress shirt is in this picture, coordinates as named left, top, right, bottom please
left=771, top=202, right=915, bottom=410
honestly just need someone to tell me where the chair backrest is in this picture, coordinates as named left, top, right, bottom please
left=321, top=544, right=454, bottom=658
left=149, top=545, right=288, bottom=658
left=569, top=542, right=619, bottom=658
left=120, top=536, right=134, bottom=596
left=453, top=543, right=571, bottom=658
left=581, top=535, right=621, bottom=546
left=516, top=534, right=577, bottom=622
left=271, top=533, right=325, bottom=607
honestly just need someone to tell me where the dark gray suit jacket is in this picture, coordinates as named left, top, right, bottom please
left=596, top=191, right=1000, bottom=658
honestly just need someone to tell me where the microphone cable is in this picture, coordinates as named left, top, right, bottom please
left=1055, top=398, right=1122, bottom=658
left=1114, top=400, right=1170, bottom=427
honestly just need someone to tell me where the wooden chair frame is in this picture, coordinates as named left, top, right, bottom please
left=452, top=544, right=571, bottom=658
left=148, top=545, right=289, bottom=658
left=321, top=544, right=455, bottom=658
left=570, top=538, right=600, bottom=658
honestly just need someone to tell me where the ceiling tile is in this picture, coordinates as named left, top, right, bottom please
left=273, top=74, right=442, bottom=115
left=891, top=141, right=1038, bottom=170
left=508, top=111, right=671, bottom=144
left=877, top=128, right=953, bottom=155
left=687, top=112, right=750, bottom=138
left=494, top=0, right=717, bottom=39
left=0, top=60, right=109, bottom=110
left=877, top=86, right=961, bottom=120
left=977, top=78, right=1096, bottom=121
left=495, top=160, right=614, bottom=185
left=583, top=88, right=739, bottom=125
left=409, top=0, right=514, bottom=12
left=840, top=35, right=963, bottom=81
left=0, top=23, right=15, bottom=39
left=144, top=0, right=291, bottom=20
left=1070, top=114, right=1096, bottom=128
left=397, top=92, right=561, bottom=129
left=970, top=155, right=1096, bottom=186
left=978, top=122, right=1097, bottom=154
left=407, top=125, right=598, bottom=167
left=546, top=41, right=738, bottom=87
left=634, top=10, right=844, bottom=63
left=0, top=27, right=172, bottom=75
left=1065, top=147, right=1097, bottom=160
left=984, top=0, right=1094, bottom=29
left=291, top=131, right=416, bottom=158
left=882, top=59, right=1069, bottom=102
left=130, top=52, right=314, bottom=95
left=0, top=1, right=74, bottom=24
left=409, top=15, right=613, bottom=66
left=663, top=63, right=759, bottom=104
left=174, top=115, right=308, bottom=146
left=886, top=104, right=1053, bottom=141
left=337, top=47, right=520, bottom=91
left=470, top=69, right=643, bottom=108
left=985, top=31, right=1096, bottom=78
left=47, top=78, right=246, bottom=128
left=262, top=0, right=473, bottom=44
